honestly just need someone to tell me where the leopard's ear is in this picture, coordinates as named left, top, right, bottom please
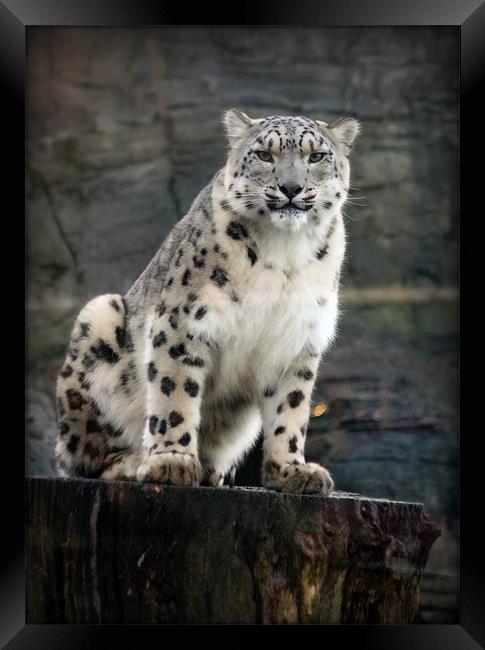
left=326, top=117, right=360, bottom=153
left=223, top=109, right=254, bottom=145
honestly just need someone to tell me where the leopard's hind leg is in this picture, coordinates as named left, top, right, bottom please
left=55, top=293, right=143, bottom=480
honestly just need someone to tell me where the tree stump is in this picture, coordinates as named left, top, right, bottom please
left=26, top=477, right=440, bottom=624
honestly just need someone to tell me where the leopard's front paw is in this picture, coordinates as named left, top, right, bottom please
left=136, top=452, right=202, bottom=486
left=201, top=465, right=225, bottom=487
left=262, top=460, right=334, bottom=495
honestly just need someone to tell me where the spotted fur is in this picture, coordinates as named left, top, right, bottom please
left=55, top=109, right=359, bottom=494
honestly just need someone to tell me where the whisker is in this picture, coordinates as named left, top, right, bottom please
left=341, top=208, right=371, bottom=223
left=340, top=208, right=357, bottom=222
left=344, top=199, right=367, bottom=207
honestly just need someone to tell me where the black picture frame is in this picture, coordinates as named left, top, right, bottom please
left=4, top=0, right=482, bottom=647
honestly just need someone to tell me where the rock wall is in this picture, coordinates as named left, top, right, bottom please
left=26, top=27, right=458, bottom=623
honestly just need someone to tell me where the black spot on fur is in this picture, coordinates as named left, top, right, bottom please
left=67, top=435, right=80, bottom=454
left=159, top=419, right=167, bottom=435
left=147, top=361, right=158, bottom=382
left=153, top=330, right=167, bottom=348
left=178, top=432, right=191, bottom=447
left=78, top=371, right=91, bottom=390
left=110, top=299, right=121, bottom=312
left=169, top=343, right=187, bottom=359
left=105, top=423, right=123, bottom=437
left=149, top=415, right=159, bottom=435
left=81, top=353, right=96, bottom=371
left=86, top=419, right=103, bottom=434
left=316, top=245, right=328, bottom=260
left=182, top=268, right=191, bottom=286
left=210, top=266, right=229, bottom=288
left=226, top=221, right=249, bottom=240
left=90, top=399, right=102, bottom=417
left=195, top=306, right=207, bottom=320
left=169, top=310, right=179, bottom=330
left=274, top=426, right=286, bottom=435
left=91, top=340, right=120, bottom=364
left=183, top=355, right=205, bottom=367
left=184, top=378, right=199, bottom=397
left=115, top=326, right=126, bottom=348
left=161, top=376, right=176, bottom=396
left=79, top=322, right=91, bottom=338
left=60, top=365, right=73, bottom=378
left=289, top=436, right=298, bottom=453
left=296, top=368, right=314, bottom=381
left=324, top=201, right=333, bottom=209
left=57, top=398, right=66, bottom=418
left=68, top=347, right=79, bottom=362
left=119, top=371, right=131, bottom=392
left=158, top=302, right=166, bottom=317
left=169, top=410, right=184, bottom=428
left=193, top=255, right=205, bottom=269
left=66, top=389, right=86, bottom=411
left=247, top=247, right=257, bottom=265
left=107, top=444, right=129, bottom=457
left=59, top=422, right=70, bottom=436
left=276, top=402, right=285, bottom=414
left=288, top=390, right=305, bottom=408
left=264, top=387, right=276, bottom=398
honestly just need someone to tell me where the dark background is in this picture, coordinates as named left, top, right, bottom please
left=26, top=26, right=458, bottom=624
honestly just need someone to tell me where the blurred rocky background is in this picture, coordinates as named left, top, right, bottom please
left=26, top=27, right=458, bottom=624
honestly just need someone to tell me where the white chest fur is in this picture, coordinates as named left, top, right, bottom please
left=210, top=214, right=345, bottom=397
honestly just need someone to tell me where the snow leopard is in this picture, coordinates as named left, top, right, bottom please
left=55, top=109, right=360, bottom=494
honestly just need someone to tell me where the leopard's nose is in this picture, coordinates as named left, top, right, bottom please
left=278, top=184, right=303, bottom=200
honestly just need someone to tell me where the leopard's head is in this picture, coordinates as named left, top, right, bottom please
left=222, top=109, right=359, bottom=232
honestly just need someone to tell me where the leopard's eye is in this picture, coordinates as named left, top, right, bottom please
left=256, top=150, right=273, bottom=163
left=309, top=152, right=325, bottom=163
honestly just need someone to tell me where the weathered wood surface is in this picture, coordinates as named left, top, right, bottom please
left=26, top=477, right=440, bottom=624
